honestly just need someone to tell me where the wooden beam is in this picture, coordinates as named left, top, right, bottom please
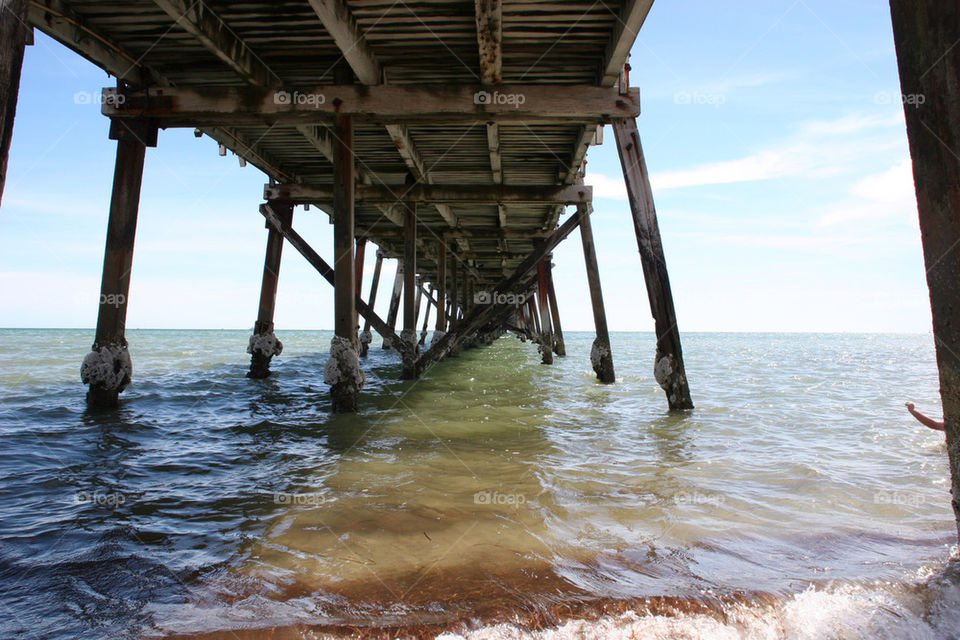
left=536, top=258, right=553, bottom=365
left=333, top=114, right=355, bottom=345
left=101, top=85, right=642, bottom=126
left=600, top=0, right=655, bottom=87
left=84, top=128, right=150, bottom=407
left=360, top=249, right=383, bottom=357
left=435, top=239, right=447, bottom=333
left=613, top=117, right=692, bottom=410
left=402, top=202, right=418, bottom=378
left=383, top=260, right=403, bottom=349
left=545, top=258, right=565, bottom=357
left=475, top=0, right=502, bottom=85
left=151, top=0, right=276, bottom=87
left=0, top=0, right=28, bottom=207
left=579, top=201, right=614, bottom=383
left=248, top=201, right=293, bottom=379
left=308, top=0, right=466, bottom=241
left=306, top=0, right=381, bottom=84
left=889, top=0, right=960, bottom=536
left=265, top=182, right=592, bottom=205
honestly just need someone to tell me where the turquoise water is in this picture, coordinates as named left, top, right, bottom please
left=0, top=330, right=957, bottom=639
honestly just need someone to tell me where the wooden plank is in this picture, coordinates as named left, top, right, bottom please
left=0, top=0, right=28, bottom=207
left=613, top=117, right=692, bottom=409
left=265, top=182, right=592, bottom=205
left=889, top=0, right=960, bottom=534
left=101, top=85, right=642, bottom=126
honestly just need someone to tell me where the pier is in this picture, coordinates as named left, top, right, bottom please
left=0, top=0, right=958, bottom=537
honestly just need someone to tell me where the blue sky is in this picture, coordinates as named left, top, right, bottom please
left=0, top=0, right=930, bottom=332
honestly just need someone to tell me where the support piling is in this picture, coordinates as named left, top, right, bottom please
left=0, top=0, right=29, bottom=208
left=247, top=200, right=293, bottom=379
left=82, top=120, right=155, bottom=408
left=613, top=117, right=692, bottom=410
left=889, top=0, right=960, bottom=538
left=325, top=113, right=363, bottom=412
left=578, top=200, right=615, bottom=384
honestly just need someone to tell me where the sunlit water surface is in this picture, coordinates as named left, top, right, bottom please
left=0, top=330, right=957, bottom=639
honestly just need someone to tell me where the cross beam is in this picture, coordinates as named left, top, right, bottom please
left=100, top=85, right=641, bottom=126
left=264, top=183, right=591, bottom=205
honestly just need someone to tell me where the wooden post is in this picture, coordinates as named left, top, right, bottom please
left=382, top=260, right=404, bottom=349
left=0, top=0, right=28, bottom=208
left=326, top=113, right=363, bottom=412
left=434, top=239, right=447, bottom=339
left=359, top=250, right=383, bottom=357
left=419, top=284, right=433, bottom=345
left=890, top=0, right=960, bottom=537
left=81, top=120, right=156, bottom=408
left=578, top=201, right=615, bottom=383
left=448, top=247, right=460, bottom=356
left=247, top=200, right=293, bottom=379
left=536, top=258, right=554, bottom=364
left=613, top=117, right=692, bottom=410
left=353, top=235, right=366, bottom=336
left=401, top=200, right=418, bottom=378
left=545, top=257, right=566, bottom=356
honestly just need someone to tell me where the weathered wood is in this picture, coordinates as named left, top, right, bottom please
left=419, top=284, right=433, bottom=345
left=360, top=249, right=383, bottom=356
left=259, top=204, right=403, bottom=357
left=248, top=201, right=293, bottom=379
left=26, top=0, right=149, bottom=86
left=601, top=1, right=655, bottom=86
left=151, top=0, right=276, bottom=87
left=85, top=132, right=149, bottom=407
left=435, top=240, right=447, bottom=333
left=265, top=182, right=592, bottom=205
left=613, top=117, right=692, bottom=410
left=353, top=236, right=366, bottom=333
left=307, top=0, right=380, bottom=84
left=536, top=259, right=553, bottom=365
left=383, top=260, right=404, bottom=349
left=545, top=257, right=566, bottom=357
left=889, top=0, right=960, bottom=537
left=333, top=114, right=355, bottom=343
left=0, top=0, right=29, bottom=208
left=101, top=85, right=642, bottom=126
left=418, top=207, right=583, bottom=373
left=330, top=112, right=360, bottom=412
left=475, top=0, right=502, bottom=85
left=578, top=201, right=615, bottom=383
left=401, top=200, right=418, bottom=378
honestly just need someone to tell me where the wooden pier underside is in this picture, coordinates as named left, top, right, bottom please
left=8, top=0, right=696, bottom=410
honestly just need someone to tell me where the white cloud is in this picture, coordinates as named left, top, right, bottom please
left=817, top=159, right=917, bottom=227
left=637, top=112, right=905, bottom=191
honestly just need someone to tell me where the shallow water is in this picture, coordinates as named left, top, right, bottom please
left=0, top=330, right=956, bottom=639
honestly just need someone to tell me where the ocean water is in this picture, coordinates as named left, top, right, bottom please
left=0, top=329, right=957, bottom=639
